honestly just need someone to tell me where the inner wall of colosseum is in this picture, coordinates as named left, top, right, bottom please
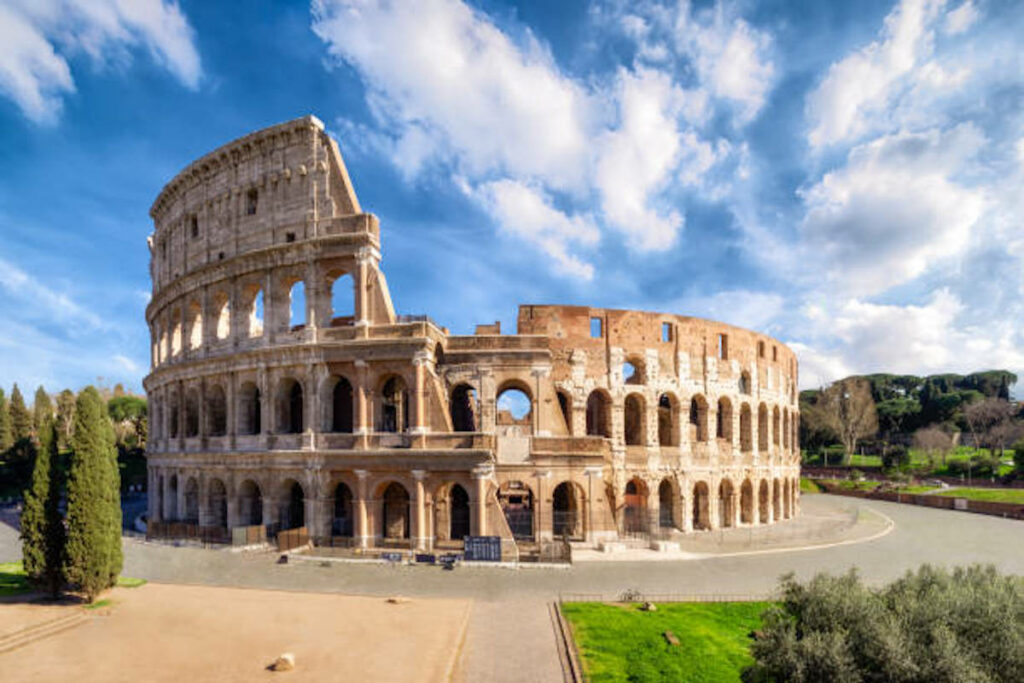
left=144, top=116, right=801, bottom=556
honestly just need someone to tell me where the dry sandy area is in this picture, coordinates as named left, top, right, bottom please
left=1, top=583, right=471, bottom=682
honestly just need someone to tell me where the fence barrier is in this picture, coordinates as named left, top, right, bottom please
left=277, top=526, right=309, bottom=552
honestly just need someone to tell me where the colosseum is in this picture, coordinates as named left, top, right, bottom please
left=144, top=116, right=801, bottom=559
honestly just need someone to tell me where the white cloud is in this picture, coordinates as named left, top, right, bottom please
left=944, top=1, right=978, bottom=34
left=806, top=0, right=946, bottom=148
left=799, top=125, right=985, bottom=296
left=475, top=180, right=599, bottom=280
left=0, top=0, right=201, bottom=124
left=0, top=257, right=105, bottom=329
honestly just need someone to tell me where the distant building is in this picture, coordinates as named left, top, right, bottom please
left=144, top=116, right=800, bottom=557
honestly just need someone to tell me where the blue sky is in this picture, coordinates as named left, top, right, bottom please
left=0, top=0, right=1022, bottom=396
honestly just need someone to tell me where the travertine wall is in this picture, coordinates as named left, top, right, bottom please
left=144, top=116, right=800, bottom=554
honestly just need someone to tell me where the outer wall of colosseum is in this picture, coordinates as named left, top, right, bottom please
left=143, top=116, right=801, bottom=558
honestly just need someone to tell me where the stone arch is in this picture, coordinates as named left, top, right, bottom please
left=773, top=478, right=782, bottom=520
left=280, top=479, right=305, bottom=529
left=326, top=375, right=354, bottom=433
left=288, top=280, right=306, bottom=329
left=378, top=375, right=409, bottom=433
left=622, top=477, right=648, bottom=533
left=556, top=390, right=572, bottom=435
left=238, top=479, right=263, bottom=526
left=168, top=474, right=178, bottom=521
left=238, top=381, right=261, bottom=435
left=449, top=483, right=471, bottom=539
left=758, top=403, right=769, bottom=451
left=657, top=393, right=678, bottom=446
left=624, top=393, right=645, bottom=446
left=496, top=381, right=532, bottom=427
left=206, top=384, right=227, bottom=436
left=184, top=477, right=199, bottom=523
left=718, top=479, right=735, bottom=528
left=207, top=478, right=228, bottom=528
left=168, top=389, right=180, bottom=439
left=378, top=481, right=410, bottom=540
left=739, top=403, right=752, bottom=452
left=276, top=377, right=304, bottom=434
left=772, top=406, right=781, bottom=446
left=783, top=477, right=792, bottom=519
left=623, top=356, right=644, bottom=385
left=327, top=270, right=355, bottom=324
left=241, top=282, right=264, bottom=338
left=758, top=479, right=769, bottom=524
left=739, top=371, right=751, bottom=395
left=450, top=383, right=478, bottom=432
left=213, top=291, right=230, bottom=340
left=783, top=408, right=790, bottom=450
left=585, top=390, right=611, bottom=438
left=186, top=299, right=203, bottom=350
left=498, top=480, right=535, bottom=540
left=740, top=479, right=754, bottom=524
left=690, top=395, right=709, bottom=443
left=170, top=307, right=183, bottom=356
left=658, top=478, right=676, bottom=529
left=332, top=481, right=354, bottom=536
left=692, top=481, right=710, bottom=530
left=184, top=387, right=200, bottom=437
left=552, top=481, right=585, bottom=539
left=716, top=397, right=733, bottom=441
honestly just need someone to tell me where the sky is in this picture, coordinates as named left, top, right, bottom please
left=0, top=0, right=1022, bottom=397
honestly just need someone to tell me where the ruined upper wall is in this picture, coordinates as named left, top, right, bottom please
left=517, top=305, right=798, bottom=404
left=148, top=116, right=370, bottom=292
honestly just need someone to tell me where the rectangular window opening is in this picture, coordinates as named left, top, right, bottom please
left=718, top=333, right=728, bottom=360
left=190, top=215, right=199, bottom=239
left=661, top=322, right=673, bottom=343
left=246, top=189, right=258, bottom=216
left=590, top=317, right=603, bottom=339
left=772, top=346, right=778, bottom=361
left=758, top=340, right=765, bottom=358
left=285, top=232, right=296, bottom=243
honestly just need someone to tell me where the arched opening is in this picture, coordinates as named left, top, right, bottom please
left=758, top=480, right=770, bottom=524
left=170, top=309, right=183, bottom=356
left=238, top=382, right=261, bottom=435
left=496, top=385, right=532, bottom=427
left=692, top=482, right=710, bottom=530
left=739, top=371, right=751, bottom=395
left=585, top=390, right=611, bottom=437
left=187, top=300, right=203, bottom=350
left=658, top=479, right=674, bottom=528
left=329, top=272, right=354, bottom=324
left=690, top=395, right=708, bottom=443
left=206, top=385, right=227, bottom=436
left=758, top=404, right=769, bottom=451
left=623, top=358, right=643, bottom=385
left=381, top=482, right=410, bottom=540
left=783, top=408, right=790, bottom=450
left=379, top=376, right=408, bottom=433
left=783, top=478, right=792, bottom=519
left=772, top=407, right=781, bottom=446
left=624, top=394, right=645, bottom=446
left=499, top=481, right=534, bottom=540
left=552, top=482, right=582, bottom=539
left=658, top=394, right=677, bottom=446
left=289, top=281, right=306, bottom=329
left=557, top=391, right=572, bottom=435
left=718, top=479, right=735, bottom=528
left=184, top=389, right=200, bottom=437
left=450, top=384, right=477, bottom=432
left=168, top=475, right=178, bottom=521
left=214, top=292, right=231, bottom=340
left=208, top=478, right=227, bottom=529
left=773, top=479, right=782, bottom=520
left=238, top=480, right=263, bottom=527
left=449, top=484, right=471, bottom=539
left=277, top=378, right=304, bottom=434
left=331, top=377, right=354, bottom=433
left=623, top=478, right=648, bottom=533
left=739, top=403, right=752, bottom=452
left=244, top=285, right=264, bottom=338
left=282, top=480, right=305, bottom=529
left=716, top=397, right=733, bottom=441
left=184, top=478, right=199, bottom=523
left=168, top=392, right=180, bottom=439
left=155, top=475, right=164, bottom=520
left=333, top=482, right=353, bottom=536
left=740, top=480, right=754, bottom=524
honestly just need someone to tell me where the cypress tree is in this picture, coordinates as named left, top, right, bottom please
left=64, top=387, right=122, bottom=602
left=55, top=389, right=75, bottom=452
left=0, top=388, right=11, bottom=451
left=20, top=419, right=65, bottom=597
left=10, top=383, right=31, bottom=442
left=33, top=386, right=53, bottom=435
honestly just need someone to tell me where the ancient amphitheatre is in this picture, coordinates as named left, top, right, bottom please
left=143, top=115, right=801, bottom=555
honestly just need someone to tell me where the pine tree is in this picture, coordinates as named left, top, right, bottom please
left=55, top=389, right=75, bottom=452
left=64, top=387, right=122, bottom=602
left=9, top=383, right=31, bottom=442
left=33, top=386, right=53, bottom=435
left=0, top=388, right=11, bottom=452
left=20, top=419, right=65, bottom=597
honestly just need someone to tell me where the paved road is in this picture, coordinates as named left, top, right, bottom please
left=3, top=495, right=1023, bottom=682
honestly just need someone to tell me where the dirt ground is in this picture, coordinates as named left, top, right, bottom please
left=1, top=583, right=472, bottom=682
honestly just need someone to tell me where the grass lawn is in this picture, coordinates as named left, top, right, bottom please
left=933, top=488, right=1024, bottom=504
left=561, top=601, right=771, bottom=682
left=0, top=561, right=146, bottom=597
left=892, top=485, right=939, bottom=494
left=799, top=478, right=823, bottom=493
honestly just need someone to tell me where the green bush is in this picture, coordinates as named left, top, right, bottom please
left=1012, top=439, right=1024, bottom=476
left=881, top=445, right=910, bottom=471
left=743, top=565, right=1024, bottom=683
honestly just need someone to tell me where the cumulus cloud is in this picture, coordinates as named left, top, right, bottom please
left=799, top=125, right=986, bottom=296
left=0, top=0, right=201, bottom=124
left=944, top=0, right=978, bottom=34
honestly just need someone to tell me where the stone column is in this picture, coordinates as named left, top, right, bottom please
left=534, top=471, right=549, bottom=542
left=355, top=470, right=370, bottom=548
left=585, top=467, right=602, bottom=543
left=354, top=248, right=373, bottom=332
left=412, top=470, right=427, bottom=550
left=472, top=469, right=488, bottom=536
left=410, top=352, right=429, bottom=434
left=353, top=360, right=370, bottom=436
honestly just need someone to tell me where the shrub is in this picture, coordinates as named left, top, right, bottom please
left=743, top=565, right=1024, bottom=683
left=881, top=445, right=910, bottom=471
left=1012, top=439, right=1024, bottom=476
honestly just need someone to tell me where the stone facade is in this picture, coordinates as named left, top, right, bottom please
left=143, top=116, right=801, bottom=554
